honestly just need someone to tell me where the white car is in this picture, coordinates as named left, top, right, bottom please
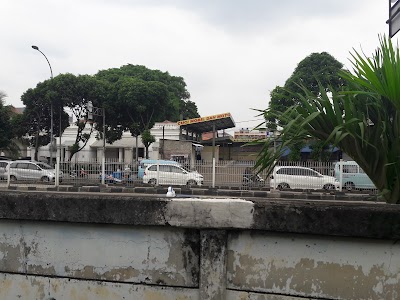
left=143, top=163, right=203, bottom=186
left=6, top=160, right=63, bottom=182
left=271, top=166, right=339, bottom=190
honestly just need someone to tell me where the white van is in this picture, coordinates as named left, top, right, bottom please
left=271, top=166, right=339, bottom=190
left=138, top=159, right=181, bottom=179
left=143, top=163, right=203, bottom=186
left=334, top=161, right=376, bottom=191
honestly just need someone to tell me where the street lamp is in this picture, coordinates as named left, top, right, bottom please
left=32, top=45, right=54, bottom=166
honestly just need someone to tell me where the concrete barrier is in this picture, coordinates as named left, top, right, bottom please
left=0, top=191, right=398, bottom=299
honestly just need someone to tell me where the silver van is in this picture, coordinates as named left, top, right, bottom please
left=0, top=161, right=11, bottom=180
left=6, top=161, right=63, bottom=182
left=334, top=161, right=376, bottom=191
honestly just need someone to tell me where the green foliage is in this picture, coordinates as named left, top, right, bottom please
left=267, top=52, right=345, bottom=129
left=309, top=140, right=331, bottom=162
left=48, top=74, right=110, bottom=160
left=0, top=91, right=14, bottom=149
left=256, top=36, right=400, bottom=204
left=95, top=64, right=197, bottom=124
left=141, top=129, right=156, bottom=159
left=20, top=64, right=197, bottom=160
left=180, top=100, right=200, bottom=120
left=288, top=140, right=304, bottom=161
left=20, top=83, right=51, bottom=160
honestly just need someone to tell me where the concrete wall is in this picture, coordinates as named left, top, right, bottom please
left=0, top=192, right=399, bottom=299
left=162, top=139, right=193, bottom=161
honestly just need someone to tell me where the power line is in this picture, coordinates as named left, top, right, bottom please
left=234, top=118, right=265, bottom=124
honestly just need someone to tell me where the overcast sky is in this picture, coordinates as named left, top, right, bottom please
left=0, top=0, right=392, bottom=133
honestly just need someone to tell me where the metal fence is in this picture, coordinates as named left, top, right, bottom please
left=1, top=158, right=377, bottom=193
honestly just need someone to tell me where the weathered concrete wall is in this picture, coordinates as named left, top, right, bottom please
left=0, top=191, right=399, bottom=299
left=227, top=231, right=400, bottom=300
left=0, top=273, right=199, bottom=299
left=162, top=139, right=193, bottom=160
left=0, top=220, right=199, bottom=287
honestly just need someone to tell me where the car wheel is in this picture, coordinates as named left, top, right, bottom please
left=344, top=182, right=355, bottom=191
left=187, top=179, right=198, bottom=187
left=41, top=176, right=50, bottom=182
left=323, top=183, right=335, bottom=190
left=148, top=178, right=157, bottom=186
left=277, top=182, right=290, bottom=190
left=10, top=175, right=17, bottom=182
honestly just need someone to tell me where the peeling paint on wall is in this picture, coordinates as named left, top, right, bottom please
left=0, top=199, right=400, bottom=299
left=227, top=231, right=400, bottom=299
left=0, top=220, right=199, bottom=287
left=0, top=273, right=199, bottom=300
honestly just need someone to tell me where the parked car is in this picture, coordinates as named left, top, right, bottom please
left=138, top=159, right=181, bottom=179
left=6, top=160, right=63, bottom=182
left=334, top=161, right=376, bottom=191
left=271, top=166, right=339, bottom=190
left=143, top=163, right=203, bottom=186
left=0, top=161, right=11, bottom=180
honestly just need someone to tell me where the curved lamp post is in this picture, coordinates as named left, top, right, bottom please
left=31, top=45, right=54, bottom=166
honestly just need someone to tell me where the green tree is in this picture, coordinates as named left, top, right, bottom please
left=96, top=64, right=197, bottom=122
left=141, top=129, right=155, bottom=159
left=180, top=100, right=200, bottom=120
left=8, top=113, right=27, bottom=158
left=114, top=77, right=169, bottom=139
left=20, top=83, right=51, bottom=161
left=95, top=65, right=196, bottom=151
left=49, top=74, right=109, bottom=160
left=256, top=36, right=400, bottom=204
left=0, top=91, right=14, bottom=149
left=266, top=52, right=346, bottom=159
left=309, top=139, right=331, bottom=161
left=267, top=52, right=345, bottom=129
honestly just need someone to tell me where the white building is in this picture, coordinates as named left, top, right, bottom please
left=149, top=120, right=181, bottom=159
left=30, top=120, right=182, bottom=163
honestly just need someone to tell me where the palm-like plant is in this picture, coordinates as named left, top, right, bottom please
left=256, top=36, right=400, bottom=203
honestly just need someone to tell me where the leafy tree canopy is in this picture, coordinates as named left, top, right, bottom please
left=0, top=91, right=14, bottom=149
left=48, top=73, right=110, bottom=159
left=141, top=129, right=155, bottom=159
left=19, top=64, right=198, bottom=160
left=96, top=64, right=199, bottom=122
left=267, top=52, right=345, bottom=129
left=256, top=36, right=400, bottom=204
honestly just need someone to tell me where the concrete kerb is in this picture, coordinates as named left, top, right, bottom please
left=2, top=185, right=379, bottom=201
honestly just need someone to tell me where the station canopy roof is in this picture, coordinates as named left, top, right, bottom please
left=177, top=112, right=235, bottom=133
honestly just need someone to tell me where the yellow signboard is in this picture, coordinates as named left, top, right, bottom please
left=177, top=112, right=231, bottom=126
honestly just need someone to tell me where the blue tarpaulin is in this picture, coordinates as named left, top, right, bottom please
left=281, top=145, right=340, bottom=156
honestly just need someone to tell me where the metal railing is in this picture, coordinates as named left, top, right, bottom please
left=1, top=158, right=378, bottom=193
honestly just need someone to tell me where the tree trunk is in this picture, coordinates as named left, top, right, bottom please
left=34, top=130, right=40, bottom=161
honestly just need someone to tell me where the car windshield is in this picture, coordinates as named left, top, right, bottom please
left=36, top=162, right=53, bottom=170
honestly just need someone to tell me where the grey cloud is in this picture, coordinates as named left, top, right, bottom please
left=93, top=0, right=364, bottom=33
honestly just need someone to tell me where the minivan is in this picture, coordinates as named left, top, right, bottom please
left=143, top=163, right=203, bottom=186
left=137, top=159, right=181, bottom=179
left=271, top=166, right=339, bottom=190
left=0, top=161, right=11, bottom=180
left=334, top=161, right=376, bottom=191
left=6, top=160, right=63, bottom=182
